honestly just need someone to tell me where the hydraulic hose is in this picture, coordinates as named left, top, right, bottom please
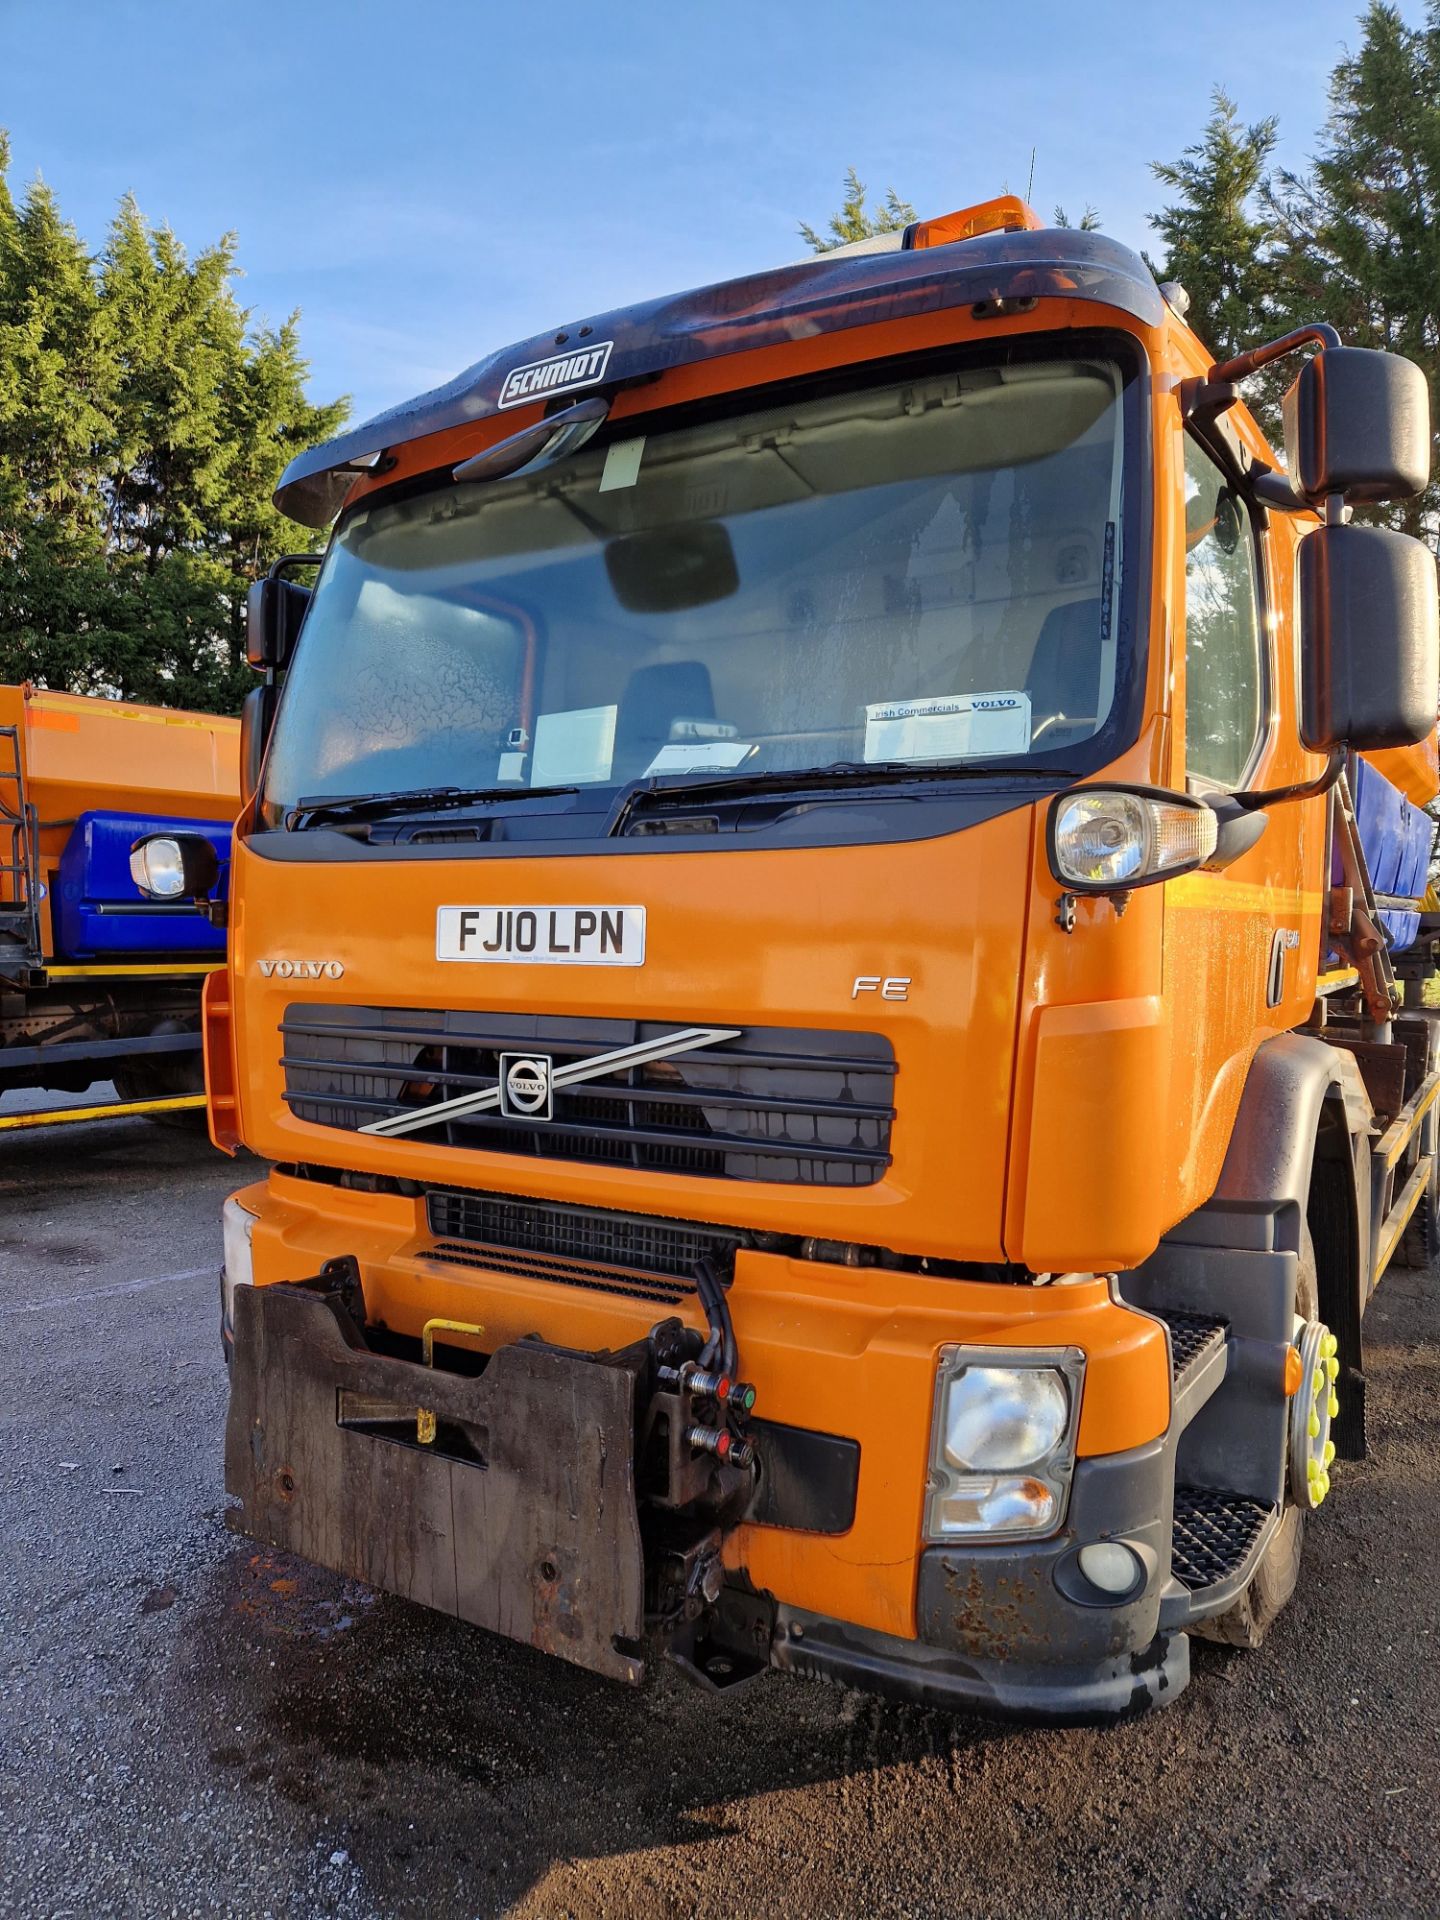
left=693, top=1257, right=738, bottom=1382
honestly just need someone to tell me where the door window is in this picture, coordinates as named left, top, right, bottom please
left=1184, top=436, right=1264, bottom=787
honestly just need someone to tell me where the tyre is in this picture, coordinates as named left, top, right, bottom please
left=113, top=1025, right=206, bottom=1128
left=1190, top=1231, right=1318, bottom=1651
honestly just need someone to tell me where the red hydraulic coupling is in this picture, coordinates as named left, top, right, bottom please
left=685, top=1425, right=755, bottom=1469
left=685, top=1424, right=733, bottom=1458
left=685, top=1366, right=732, bottom=1400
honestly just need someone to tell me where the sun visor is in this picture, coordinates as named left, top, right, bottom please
left=274, top=228, right=1164, bottom=528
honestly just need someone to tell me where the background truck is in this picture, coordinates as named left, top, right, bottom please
left=159, top=194, right=1439, bottom=1719
left=0, top=682, right=238, bottom=1131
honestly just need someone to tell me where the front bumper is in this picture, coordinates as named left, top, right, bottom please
left=772, top=1609, right=1187, bottom=1722
left=224, top=1257, right=1192, bottom=1720
left=768, top=1433, right=1185, bottom=1721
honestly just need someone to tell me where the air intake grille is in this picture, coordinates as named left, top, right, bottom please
left=426, top=1186, right=743, bottom=1284
left=427, top=1243, right=693, bottom=1308
left=281, top=1008, right=896, bottom=1187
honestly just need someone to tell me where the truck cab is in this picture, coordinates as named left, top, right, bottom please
left=0, top=684, right=237, bottom=1128
left=190, top=199, right=1439, bottom=1717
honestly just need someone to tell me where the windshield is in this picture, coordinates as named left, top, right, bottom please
left=261, top=353, right=1132, bottom=825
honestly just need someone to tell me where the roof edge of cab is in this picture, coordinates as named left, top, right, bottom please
left=274, top=226, right=1165, bottom=529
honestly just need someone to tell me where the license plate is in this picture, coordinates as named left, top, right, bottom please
left=436, top=904, right=646, bottom=965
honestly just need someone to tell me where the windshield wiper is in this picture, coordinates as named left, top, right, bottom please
left=286, top=783, right=579, bottom=831
left=605, top=760, right=1073, bottom=836
left=287, top=759, right=1072, bottom=834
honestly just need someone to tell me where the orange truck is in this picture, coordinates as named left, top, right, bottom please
left=145, top=196, right=1440, bottom=1717
left=0, top=684, right=238, bottom=1129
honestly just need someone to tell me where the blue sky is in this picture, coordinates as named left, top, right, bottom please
left=0, top=0, right=1406, bottom=430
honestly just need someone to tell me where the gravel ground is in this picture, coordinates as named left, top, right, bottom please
left=1, top=1116, right=1438, bottom=1919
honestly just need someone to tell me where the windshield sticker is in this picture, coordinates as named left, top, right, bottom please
left=530, top=704, right=617, bottom=787
left=498, top=340, right=615, bottom=410
left=599, top=436, right=646, bottom=493
left=645, top=741, right=756, bottom=775
left=864, top=692, right=1032, bottom=764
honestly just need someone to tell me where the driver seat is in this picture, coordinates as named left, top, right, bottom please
left=1025, top=598, right=1103, bottom=739
left=612, top=661, right=717, bottom=778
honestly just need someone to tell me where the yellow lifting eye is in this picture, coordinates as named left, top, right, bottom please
left=416, top=1318, right=485, bottom=1446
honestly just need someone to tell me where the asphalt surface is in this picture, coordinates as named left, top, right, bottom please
left=2, top=1115, right=1439, bottom=1920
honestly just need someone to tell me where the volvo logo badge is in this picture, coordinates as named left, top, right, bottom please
left=499, top=1052, right=553, bottom=1120
left=257, top=958, right=345, bottom=979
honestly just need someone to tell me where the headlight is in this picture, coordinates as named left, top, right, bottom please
left=129, top=830, right=220, bottom=901
left=130, top=835, right=189, bottom=899
left=926, top=1347, right=1083, bottom=1540
left=942, top=1365, right=1070, bottom=1470
left=1049, top=787, right=1217, bottom=892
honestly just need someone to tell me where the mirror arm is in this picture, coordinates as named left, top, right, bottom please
left=1199, top=748, right=1346, bottom=867
left=1179, top=377, right=1238, bottom=428
left=1210, top=323, right=1342, bottom=384
left=1199, top=794, right=1270, bottom=869
left=1223, top=745, right=1346, bottom=814
left=268, top=552, right=324, bottom=581
left=1248, top=463, right=1307, bottom=513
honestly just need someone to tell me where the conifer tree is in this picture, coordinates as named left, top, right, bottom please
left=1054, top=205, right=1102, bottom=231
left=1269, top=2, right=1440, bottom=536
left=799, top=168, right=917, bottom=252
left=0, top=138, right=347, bottom=711
left=1148, top=89, right=1280, bottom=364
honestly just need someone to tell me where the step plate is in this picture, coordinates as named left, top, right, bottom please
left=1172, top=1486, right=1275, bottom=1590
left=1156, top=1309, right=1227, bottom=1383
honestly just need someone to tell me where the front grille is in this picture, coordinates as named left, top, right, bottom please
left=281, top=1007, right=896, bottom=1186
left=426, top=1186, right=743, bottom=1284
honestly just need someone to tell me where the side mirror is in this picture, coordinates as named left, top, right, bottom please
left=240, top=683, right=277, bottom=807
left=245, top=574, right=312, bottom=670
left=1299, top=523, right=1440, bottom=751
left=1283, top=346, right=1431, bottom=505
left=130, top=831, right=222, bottom=902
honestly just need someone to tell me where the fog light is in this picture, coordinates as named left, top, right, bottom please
left=1077, top=1540, right=1143, bottom=1596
